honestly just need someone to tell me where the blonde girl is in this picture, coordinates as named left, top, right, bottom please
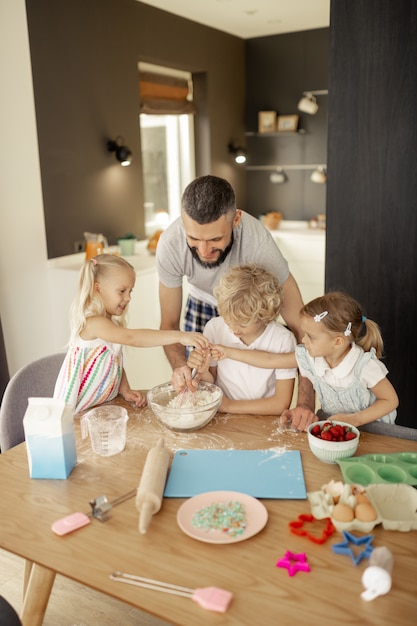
left=188, top=264, right=297, bottom=415
left=54, top=254, right=209, bottom=415
left=210, top=291, right=398, bottom=429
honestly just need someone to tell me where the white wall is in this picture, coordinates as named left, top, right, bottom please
left=0, top=0, right=56, bottom=376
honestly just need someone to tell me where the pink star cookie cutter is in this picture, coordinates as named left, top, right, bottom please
left=276, top=551, right=311, bottom=577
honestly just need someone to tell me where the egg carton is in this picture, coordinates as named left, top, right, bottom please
left=366, top=483, right=417, bottom=532
left=308, top=482, right=417, bottom=533
left=307, top=483, right=381, bottom=533
left=337, top=452, right=417, bottom=486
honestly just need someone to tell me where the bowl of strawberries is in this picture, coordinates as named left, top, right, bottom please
left=307, top=420, right=360, bottom=464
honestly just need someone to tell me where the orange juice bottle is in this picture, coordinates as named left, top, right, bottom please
left=84, top=233, right=108, bottom=260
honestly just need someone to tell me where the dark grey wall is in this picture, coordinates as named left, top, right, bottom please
left=326, top=0, right=417, bottom=427
left=26, top=0, right=246, bottom=258
left=245, top=28, right=329, bottom=221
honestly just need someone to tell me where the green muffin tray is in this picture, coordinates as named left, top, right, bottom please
left=337, top=452, right=417, bottom=486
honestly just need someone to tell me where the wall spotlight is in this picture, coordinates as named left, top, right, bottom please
left=297, top=90, right=328, bottom=115
left=228, top=142, right=247, bottom=165
left=270, top=168, right=287, bottom=184
left=310, top=167, right=327, bottom=184
left=107, top=137, right=133, bottom=166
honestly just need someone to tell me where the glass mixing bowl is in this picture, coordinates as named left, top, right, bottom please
left=147, top=381, right=223, bottom=432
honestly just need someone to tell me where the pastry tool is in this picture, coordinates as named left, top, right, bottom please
left=110, top=571, right=233, bottom=613
left=136, top=438, right=170, bottom=534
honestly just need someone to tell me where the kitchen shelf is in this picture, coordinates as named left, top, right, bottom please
left=245, top=130, right=306, bottom=137
left=246, top=163, right=326, bottom=171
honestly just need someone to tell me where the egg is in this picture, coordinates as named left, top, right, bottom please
left=355, top=493, right=371, bottom=506
left=332, top=502, right=355, bottom=522
left=324, top=480, right=344, bottom=504
left=355, top=502, right=377, bottom=522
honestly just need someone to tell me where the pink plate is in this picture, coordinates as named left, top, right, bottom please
left=177, top=490, right=268, bottom=544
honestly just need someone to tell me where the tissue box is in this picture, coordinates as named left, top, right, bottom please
left=23, top=398, right=77, bottom=479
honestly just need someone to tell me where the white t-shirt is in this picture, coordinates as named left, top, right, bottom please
left=203, top=317, right=297, bottom=400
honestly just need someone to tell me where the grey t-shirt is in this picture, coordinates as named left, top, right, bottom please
left=156, top=211, right=290, bottom=306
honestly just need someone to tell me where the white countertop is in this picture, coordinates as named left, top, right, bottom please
left=271, top=220, right=326, bottom=238
left=48, top=240, right=157, bottom=274
left=47, top=221, right=325, bottom=273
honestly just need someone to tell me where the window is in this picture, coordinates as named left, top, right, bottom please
left=139, top=64, right=195, bottom=238
left=140, top=113, right=195, bottom=237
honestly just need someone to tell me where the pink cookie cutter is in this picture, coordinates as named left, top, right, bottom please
left=276, top=551, right=311, bottom=577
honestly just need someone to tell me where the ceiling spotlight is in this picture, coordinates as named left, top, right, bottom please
left=310, top=167, right=327, bottom=184
left=228, top=142, right=247, bottom=165
left=270, top=169, right=287, bottom=184
left=297, top=90, right=328, bottom=115
left=107, top=137, right=133, bottom=166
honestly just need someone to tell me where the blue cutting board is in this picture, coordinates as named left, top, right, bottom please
left=164, top=449, right=307, bottom=499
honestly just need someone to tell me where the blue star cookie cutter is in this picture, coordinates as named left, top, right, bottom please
left=276, top=551, right=311, bottom=577
left=332, top=530, right=374, bottom=565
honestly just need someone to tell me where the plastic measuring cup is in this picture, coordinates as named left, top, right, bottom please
left=81, top=406, right=128, bottom=456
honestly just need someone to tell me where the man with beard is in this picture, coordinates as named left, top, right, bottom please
left=156, top=175, right=310, bottom=406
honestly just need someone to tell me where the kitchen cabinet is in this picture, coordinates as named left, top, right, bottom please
left=122, top=268, right=173, bottom=390
left=272, top=222, right=326, bottom=304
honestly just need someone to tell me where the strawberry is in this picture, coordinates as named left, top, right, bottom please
left=311, top=424, right=321, bottom=437
left=345, top=431, right=357, bottom=441
left=329, top=425, right=343, bottom=439
left=321, top=431, right=333, bottom=441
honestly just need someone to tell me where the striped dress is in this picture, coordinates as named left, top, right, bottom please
left=53, top=337, right=123, bottom=415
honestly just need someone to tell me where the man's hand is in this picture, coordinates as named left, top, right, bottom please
left=280, top=406, right=318, bottom=432
left=171, top=364, right=200, bottom=393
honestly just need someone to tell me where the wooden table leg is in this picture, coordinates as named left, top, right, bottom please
left=22, top=560, right=33, bottom=597
left=20, top=563, right=56, bottom=626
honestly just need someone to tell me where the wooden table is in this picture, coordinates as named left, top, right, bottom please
left=1, top=401, right=417, bottom=626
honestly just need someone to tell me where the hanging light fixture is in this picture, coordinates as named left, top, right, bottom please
left=228, top=142, right=247, bottom=165
left=297, top=90, right=328, bottom=115
left=107, top=137, right=133, bottom=166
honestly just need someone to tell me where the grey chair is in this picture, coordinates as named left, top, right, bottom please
left=0, top=596, right=22, bottom=625
left=0, top=353, right=65, bottom=452
left=360, top=421, right=417, bottom=441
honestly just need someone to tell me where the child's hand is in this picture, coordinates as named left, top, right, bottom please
left=210, top=344, right=228, bottom=361
left=330, top=412, right=356, bottom=426
left=180, top=332, right=209, bottom=351
left=122, top=389, right=147, bottom=408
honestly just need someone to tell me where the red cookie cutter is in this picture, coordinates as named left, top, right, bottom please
left=289, top=514, right=335, bottom=544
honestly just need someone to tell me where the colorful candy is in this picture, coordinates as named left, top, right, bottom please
left=192, top=501, right=246, bottom=537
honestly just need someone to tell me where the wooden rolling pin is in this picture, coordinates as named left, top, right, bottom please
left=136, top=438, right=170, bottom=534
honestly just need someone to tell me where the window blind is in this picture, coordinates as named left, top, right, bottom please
left=139, top=72, right=195, bottom=115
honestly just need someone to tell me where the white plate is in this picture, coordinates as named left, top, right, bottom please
left=177, top=490, right=268, bottom=544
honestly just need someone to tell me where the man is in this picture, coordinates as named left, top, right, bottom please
left=156, top=174, right=314, bottom=417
